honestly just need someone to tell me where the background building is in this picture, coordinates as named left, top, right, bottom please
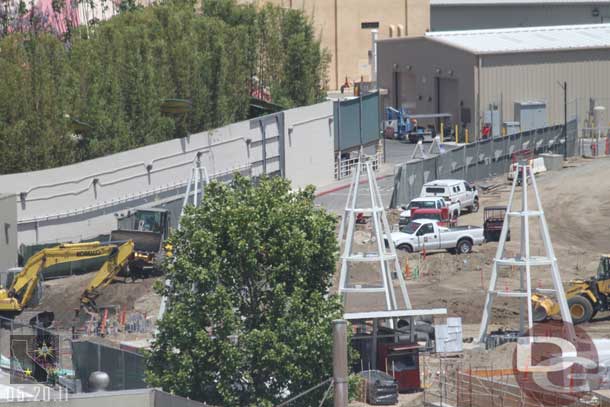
left=249, top=0, right=431, bottom=90
left=377, top=24, right=610, bottom=138
left=431, top=0, right=610, bottom=31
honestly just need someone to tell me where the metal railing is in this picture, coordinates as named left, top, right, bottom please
left=18, top=164, right=250, bottom=225
left=390, top=124, right=571, bottom=209
left=334, top=150, right=382, bottom=180
left=579, top=127, right=610, bottom=157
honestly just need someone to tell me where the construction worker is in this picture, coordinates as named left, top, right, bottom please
left=482, top=123, right=491, bottom=139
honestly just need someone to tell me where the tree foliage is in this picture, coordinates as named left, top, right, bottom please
left=146, top=175, right=342, bottom=406
left=0, top=0, right=328, bottom=174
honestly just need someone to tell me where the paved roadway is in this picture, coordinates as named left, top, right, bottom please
left=315, top=139, right=425, bottom=214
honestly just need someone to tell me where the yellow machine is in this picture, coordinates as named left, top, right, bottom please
left=0, top=240, right=143, bottom=319
left=533, top=255, right=610, bottom=324
left=0, top=241, right=134, bottom=315
left=80, top=240, right=135, bottom=311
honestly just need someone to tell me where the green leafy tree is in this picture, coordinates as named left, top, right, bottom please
left=147, top=176, right=342, bottom=406
left=0, top=0, right=328, bottom=174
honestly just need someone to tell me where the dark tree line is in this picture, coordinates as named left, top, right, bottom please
left=0, top=0, right=328, bottom=174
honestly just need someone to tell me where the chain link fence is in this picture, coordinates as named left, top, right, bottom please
left=390, top=123, right=575, bottom=208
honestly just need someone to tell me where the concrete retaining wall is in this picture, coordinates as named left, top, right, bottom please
left=0, top=102, right=336, bottom=246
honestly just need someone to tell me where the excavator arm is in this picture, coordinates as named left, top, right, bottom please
left=81, top=240, right=135, bottom=311
left=0, top=242, right=118, bottom=313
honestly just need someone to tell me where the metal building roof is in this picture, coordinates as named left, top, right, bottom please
left=431, top=0, right=610, bottom=5
left=425, top=24, right=610, bottom=54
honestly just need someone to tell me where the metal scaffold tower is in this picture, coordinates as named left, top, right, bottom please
left=180, top=155, right=210, bottom=218
left=338, top=158, right=411, bottom=312
left=478, top=164, right=572, bottom=343
left=158, top=156, right=209, bottom=323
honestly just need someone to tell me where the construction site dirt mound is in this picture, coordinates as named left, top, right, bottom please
left=462, top=342, right=517, bottom=369
left=30, top=273, right=161, bottom=328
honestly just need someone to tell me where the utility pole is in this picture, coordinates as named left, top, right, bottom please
left=564, top=81, right=568, bottom=160
left=332, top=320, right=348, bottom=407
left=558, top=81, right=568, bottom=160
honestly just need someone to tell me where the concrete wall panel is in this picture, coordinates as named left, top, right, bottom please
left=283, top=101, right=335, bottom=189
left=0, top=194, right=17, bottom=272
left=0, top=102, right=333, bottom=245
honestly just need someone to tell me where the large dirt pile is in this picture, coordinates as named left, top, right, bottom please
left=30, top=273, right=161, bottom=328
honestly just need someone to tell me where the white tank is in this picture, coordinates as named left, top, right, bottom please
left=593, top=105, right=606, bottom=133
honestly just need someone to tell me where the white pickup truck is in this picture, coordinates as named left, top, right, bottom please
left=399, top=197, right=460, bottom=225
left=386, top=219, right=485, bottom=254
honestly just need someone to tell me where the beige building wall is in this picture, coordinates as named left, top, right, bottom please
left=480, top=50, right=610, bottom=127
left=248, top=0, right=431, bottom=90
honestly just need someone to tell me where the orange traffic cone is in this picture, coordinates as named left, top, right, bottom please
left=404, top=260, right=411, bottom=280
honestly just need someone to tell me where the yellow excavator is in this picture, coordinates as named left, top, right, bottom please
left=0, top=240, right=139, bottom=318
left=80, top=240, right=138, bottom=312
left=533, top=255, right=610, bottom=324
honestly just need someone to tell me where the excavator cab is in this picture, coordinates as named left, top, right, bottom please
left=120, top=209, right=171, bottom=239
left=114, top=208, right=172, bottom=266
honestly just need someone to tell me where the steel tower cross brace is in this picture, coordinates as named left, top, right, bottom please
left=159, top=156, right=210, bottom=323
left=338, top=158, right=411, bottom=311
left=478, top=164, right=572, bottom=343
left=180, top=156, right=210, bottom=219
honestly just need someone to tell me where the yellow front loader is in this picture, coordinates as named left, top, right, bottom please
left=533, top=255, right=610, bottom=324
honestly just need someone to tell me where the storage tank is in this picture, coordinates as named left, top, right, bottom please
left=594, top=105, right=606, bottom=138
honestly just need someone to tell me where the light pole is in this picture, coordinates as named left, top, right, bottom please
left=557, top=81, right=568, bottom=160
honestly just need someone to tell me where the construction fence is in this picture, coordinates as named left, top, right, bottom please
left=423, top=364, right=610, bottom=407
left=0, top=316, right=148, bottom=394
left=579, top=127, right=610, bottom=158
left=390, top=122, right=576, bottom=209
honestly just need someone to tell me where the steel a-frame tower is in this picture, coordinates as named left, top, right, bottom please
left=478, top=163, right=572, bottom=343
left=337, top=158, right=411, bottom=311
left=159, top=157, right=209, bottom=323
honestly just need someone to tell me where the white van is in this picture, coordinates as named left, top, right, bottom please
left=420, top=179, right=479, bottom=214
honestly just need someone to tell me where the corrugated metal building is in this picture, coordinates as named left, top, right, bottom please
left=377, top=24, right=610, bottom=138
left=431, top=0, right=610, bottom=31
